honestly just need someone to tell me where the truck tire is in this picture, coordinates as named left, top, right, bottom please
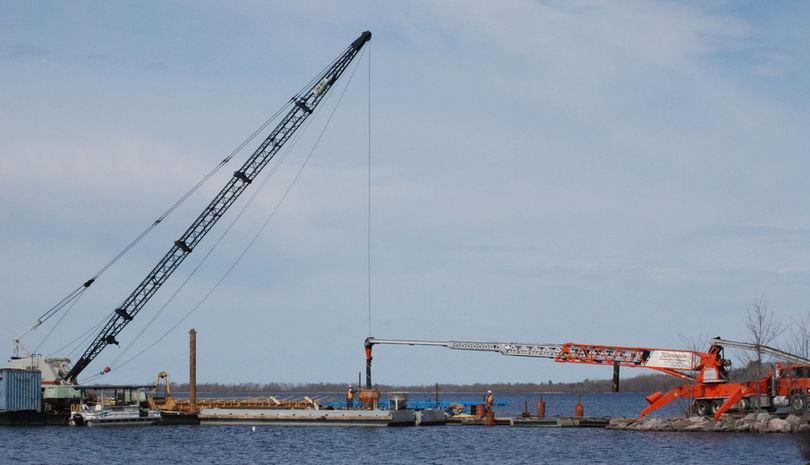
left=695, top=400, right=711, bottom=416
left=790, top=392, right=806, bottom=414
left=710, top=399, right=724, bottom=415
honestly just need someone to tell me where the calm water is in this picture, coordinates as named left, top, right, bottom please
left=2, top=393, right=808, bottom=464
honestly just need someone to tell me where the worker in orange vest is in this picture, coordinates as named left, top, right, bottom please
left=485, top=390, right=494, bottom=413
left=346, top=385, right=355, bottom=409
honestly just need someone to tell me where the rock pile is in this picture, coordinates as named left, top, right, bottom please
left=607, top=413, right=810, bottom=433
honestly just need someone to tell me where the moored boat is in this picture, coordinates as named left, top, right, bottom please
left=69, top=385, right=160, bottom=426
left=70, top=404, right=161, bottom=426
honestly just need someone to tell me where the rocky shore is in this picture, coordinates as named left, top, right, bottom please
left=607, top=413, right=810, bottom=433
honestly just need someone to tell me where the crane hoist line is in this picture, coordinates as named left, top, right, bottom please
left=45, top=31, right=371, bottom=384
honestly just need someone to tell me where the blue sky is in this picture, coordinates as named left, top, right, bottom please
left=2, top=1, right=809, bottom=386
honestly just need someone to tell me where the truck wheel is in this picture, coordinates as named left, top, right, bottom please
left=737, top=397, right=750, bottom=412
left=790, top=392, right=806, bottom=414
left=710, top=399, right=724, bottom=415
left=695, top=400, right=710, bottom=416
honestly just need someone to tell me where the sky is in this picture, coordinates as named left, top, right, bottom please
left=1, top=1, right=810, bottom=387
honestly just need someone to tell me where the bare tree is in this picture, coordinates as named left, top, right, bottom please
left=745, top=297, right=785, bottom=378
left=788, top=311, right=810, bottom=361
left=678, top=331, right=711, bottom=415
left=679, top=331, right=711, bottom=356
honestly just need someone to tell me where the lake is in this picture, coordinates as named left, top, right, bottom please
left=1, top=392, right=807, bottom=464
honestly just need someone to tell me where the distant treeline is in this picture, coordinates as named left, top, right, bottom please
left=168, top=372, right=682, bottom=394
left=168, top=363, right=765, bottom=394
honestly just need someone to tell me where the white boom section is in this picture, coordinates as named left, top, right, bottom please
left=12, top=319, right=42, bottom=358
left=367, top=338, right=566, bottom=359
left=710, top=338, right=810, bottom=365
left=366, top=337, right=705, bottom=372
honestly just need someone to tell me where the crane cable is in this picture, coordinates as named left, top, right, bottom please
left=367, top=42, right=373, bottom=338
left=30, top=100, right=295, bottom=345
left=36, top=48, right=348, bottom=337
left=84, top=47, right=368, bottom=381
left=104, top=122, right=310, bottom=371
left=35, top=287, right=88, bottom=356
left=70, top=48, right=361, bottom=380
left=65, top=313, right=107, bottom=359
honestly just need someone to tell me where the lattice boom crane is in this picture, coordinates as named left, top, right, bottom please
left=59, top=31, right=371, bottom=383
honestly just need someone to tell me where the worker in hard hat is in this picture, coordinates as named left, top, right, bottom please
left=485, top=390, right=494, bottom=413
left=346, top=385, right=355, bottom=409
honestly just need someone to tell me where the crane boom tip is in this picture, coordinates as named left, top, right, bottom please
left=352, top=31, right=372, bottom=50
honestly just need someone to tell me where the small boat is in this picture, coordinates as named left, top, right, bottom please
left=69, top=385, right=161, bottom=426
left=71, top=404, right=161, bottom=426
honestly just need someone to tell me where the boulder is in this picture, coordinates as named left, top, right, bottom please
left=684, top=422, right=705, bottom=431
left=674, top=418, right=693, bottom=430
left=784, top=414, right=803, bottom=432
left=608, top=418, right=635, bottom=430
left=632, top=418, right=658, bottom=431
left=699, top=420, right=721, bottom=432
left=724, top=417, right=749, bottom=432
left=732, top=422, right=752, bottom=432
left=768, top=418, right=791, bottom=433
left=607, top=418, right=625, bottom=429
left=604, top=415, right=808, bottom=433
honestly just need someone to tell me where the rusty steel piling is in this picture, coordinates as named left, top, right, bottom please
left=537, top=394, right=546, bottom=419
left=189, top=329, right=197, bottom=413
left=612, top=363, right=620, bottom=392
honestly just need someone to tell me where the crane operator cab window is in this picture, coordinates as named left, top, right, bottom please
left=781, top=366, right=810, bottom=379
left=791, top=366, right=810, bottom=379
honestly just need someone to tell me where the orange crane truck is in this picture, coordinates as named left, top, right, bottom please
left=645, top=337, right=810, bottom=418
left=364, top=336, right=810, bottom=420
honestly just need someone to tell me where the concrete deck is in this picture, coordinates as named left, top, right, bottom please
left=199, top=407, right=393, bottom=426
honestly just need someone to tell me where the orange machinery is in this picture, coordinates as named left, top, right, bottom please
left=364, top=337, right=810, bottom=420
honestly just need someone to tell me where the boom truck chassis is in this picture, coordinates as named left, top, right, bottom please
left=658, top=337, right=810, bottom=418
left=364, top=337, right=810, bottom=420
left=7, top=31, right=371, bottom=415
